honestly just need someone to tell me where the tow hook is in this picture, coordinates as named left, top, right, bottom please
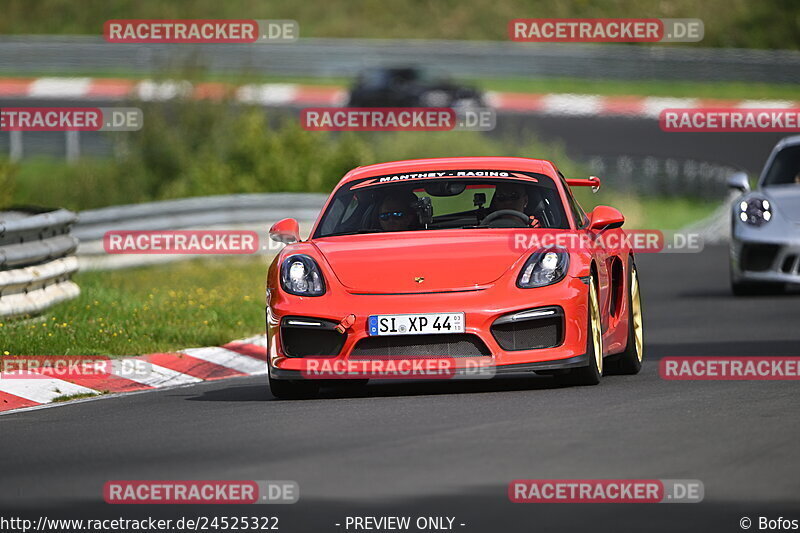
left=334, top=314, right=356, bottom=334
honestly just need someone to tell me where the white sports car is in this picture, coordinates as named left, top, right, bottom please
left=728, top=135, right=800, bottom=295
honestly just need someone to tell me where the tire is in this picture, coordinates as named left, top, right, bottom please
left=731, top=279, right=785, bottom=296
left=611, top=261, right=643, bottom=375
left=730, top=260, right=786, bottom=296
left=731, top=280, right=757, bottom=296
left=327, top=379, right=369, bottom=389
left=558, top=277, right=603, bottom=386
left=268, top=372, right=320, bottom=400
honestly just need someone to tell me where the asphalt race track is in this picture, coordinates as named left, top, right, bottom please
left=2, top=245, right=799, bottom=532
left=496, top=113, right=788, bottom=173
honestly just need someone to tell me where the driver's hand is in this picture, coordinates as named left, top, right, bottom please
left=529, top=216, right=541, bottom=228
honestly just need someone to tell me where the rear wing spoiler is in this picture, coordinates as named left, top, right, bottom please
left=566, top=176, right=601, bottom=192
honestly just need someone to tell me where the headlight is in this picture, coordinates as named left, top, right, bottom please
left=739, top=197, right=772, bottom=226
left=280, top=255, right=326, bottom=296
left=517, top=248, right=570, bottom=288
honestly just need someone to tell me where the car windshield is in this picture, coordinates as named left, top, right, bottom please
left=314, top=171, right=569, bottom=238
left=763, top=145, right=800, bottom=186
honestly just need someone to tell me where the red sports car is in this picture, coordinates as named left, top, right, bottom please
left=266, top=157, right=643, bottom=398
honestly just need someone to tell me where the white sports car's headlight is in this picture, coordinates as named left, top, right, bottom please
left=517, top=248, right=570, bottom=288
left=739, top=197, right=772, bottom=226
left=280, top=255, right=326, bottom=296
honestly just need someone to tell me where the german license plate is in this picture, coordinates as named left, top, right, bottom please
left=368, top=313, right=465, bottom=336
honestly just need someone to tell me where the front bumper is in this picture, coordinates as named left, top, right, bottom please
left=268, top=353, right=590, bottom=380
left=731, top=235, right=800, bottom=285
left=267, top=276, right=591, bottom=380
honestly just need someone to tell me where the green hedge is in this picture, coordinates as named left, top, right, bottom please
left=8, top=102, right=581, bottom=211
left=2, top=0, right=798, bottom=50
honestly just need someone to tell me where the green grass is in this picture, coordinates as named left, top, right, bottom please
left=0, top=257, right=269, bottom=356
left=2, top=0, right=799, bottom=50
left=52, top=391, right=103, bottom=403
left=577, top=193, right=718, bottom=230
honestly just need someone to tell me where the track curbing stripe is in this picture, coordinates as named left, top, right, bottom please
left=179, top=346, right=266, bottom=375
left=4, top=76, right=793, bottom=120
left=0, top=335, right=269, bottom=414
left=0, top=376, right=98, bottom=404
left=144, top=352, right=246, bottom=381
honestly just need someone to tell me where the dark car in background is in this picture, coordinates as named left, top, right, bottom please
left=346, top=66, right=485, bottom=109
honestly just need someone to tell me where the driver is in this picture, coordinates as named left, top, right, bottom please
left=488, top=183, right=540, bottom=227
left=377, top=191, right=418, bottom=232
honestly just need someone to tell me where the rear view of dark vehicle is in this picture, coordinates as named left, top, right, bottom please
left=346, top=66, right=484, bottom=109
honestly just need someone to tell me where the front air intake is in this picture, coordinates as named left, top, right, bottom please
left=280, top=316, right=346, bottom=357
left=491, top=307, right=564, bottom=351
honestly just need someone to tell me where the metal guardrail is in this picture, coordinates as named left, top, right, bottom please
left=1, top=36, right=799, bottom=83
left=585, top=155, right=739, bottom=199
left=74, top=193, right=326, bottom=240
left=0, top=208, right=80, bottom=318
left=74, top=193, right=326, bottom=270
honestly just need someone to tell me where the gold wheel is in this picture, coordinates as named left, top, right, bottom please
left=589, top=280, right=603, bottom=375
left=630, top=269, right=643, bottom=363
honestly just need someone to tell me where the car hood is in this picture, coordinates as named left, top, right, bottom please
left=763, top=186, right=800, bottom=223
left=313, top=231, right=526, bottom=293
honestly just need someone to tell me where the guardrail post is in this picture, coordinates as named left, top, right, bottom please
left=66, top=131, right=80, bottom=163
left=9, top=131, right=23, bottom=162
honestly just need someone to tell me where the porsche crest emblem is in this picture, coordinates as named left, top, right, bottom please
left=414, top=276, right=425, bottom=284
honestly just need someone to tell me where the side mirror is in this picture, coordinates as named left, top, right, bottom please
left=589, top=206, right=625, bottom=230
left=727, top=172, right=750, bottom=193
left=269, top=218, right=300, bottom=244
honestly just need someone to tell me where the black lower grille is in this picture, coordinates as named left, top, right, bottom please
left=491, top=308, right=564, bottom=351
left=281, top=317, right=346, bottom=357
left=741, top=243, right=780, bottom=272
left=781, top=254, right=797, bottom=274
left=351, top=333, right=490, bottom=358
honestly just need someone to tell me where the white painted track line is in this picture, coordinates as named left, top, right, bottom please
left=124, top=362, right=203, bottom=388
left=180, top=347, right=266, bottom=374
left=0, top=377, right=97, bottom=403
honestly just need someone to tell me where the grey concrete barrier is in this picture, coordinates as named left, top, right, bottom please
left=1, top=36, right=799, bottom=83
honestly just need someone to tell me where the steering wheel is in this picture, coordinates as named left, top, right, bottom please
left=480, top=209, right=531, bottom=226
